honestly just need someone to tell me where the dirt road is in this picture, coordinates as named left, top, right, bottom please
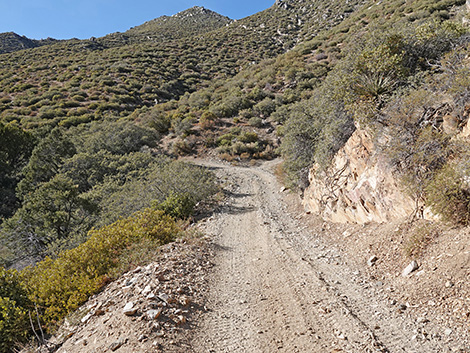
left=190, top=159, right=453, bottom=353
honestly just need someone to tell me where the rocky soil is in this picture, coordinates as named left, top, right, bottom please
left=38, top=239, right=215, bottom=353
left=38, top=158, right=469, bottom=353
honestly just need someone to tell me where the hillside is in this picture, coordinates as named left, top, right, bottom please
left=1, top=0, right=470, bottom=352
left=0, top=0, right=363, bottom=132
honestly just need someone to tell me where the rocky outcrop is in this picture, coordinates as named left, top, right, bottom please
left=302, top=127, right=416, bottom=224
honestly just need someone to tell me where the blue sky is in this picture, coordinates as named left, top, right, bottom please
left=0, top=0, right=275, bottom=40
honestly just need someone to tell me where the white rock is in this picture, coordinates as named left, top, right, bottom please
left=147, top=309, right=162, bottom=320
left=147, top=293, right=157, bottom=300
left=142, top=285, right=152, bottom=296
left=402, top=261, right=419, bottom=277
left=122, top=285, right=133, bottom=293
left=415, top=270, right=425, bottom=277
left=158, top=293, right=169, bottom=302
left=123, top=302, right=137, bottom=316
left=444, top=328, right=453, bottom=336
left=80, top=312, right=93, bottom=324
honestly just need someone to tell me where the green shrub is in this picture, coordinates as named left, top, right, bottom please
left=239, top=131, right=259, bottom=143
left=0, top=267, right=31, bottom=352
left=280, top=94, right=354, bottom=189
left=0, top=267, right=30, bottom=311
left=172, top=115, right=196, bottom=136
left=0, top=297, right=30, bottom=352
left=199, top=111, right=218, bottom=129
left=22, top=209, right=180, bottom=329
left=253, top=97, right=276, bottom=117
left=217, top=133, right=236, bottom=147
left=426, top=164, right=470, bottom=225
left=147, top=111, right=171, bottom=134
left=248, top=116, right=263, bottom=127
left=153, top=192, right=195, bottom=220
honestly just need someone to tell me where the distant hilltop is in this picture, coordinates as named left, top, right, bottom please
left=0, top=32, right=58, bottom=54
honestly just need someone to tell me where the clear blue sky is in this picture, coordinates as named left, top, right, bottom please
left=0, top=0, right=275, bottom=40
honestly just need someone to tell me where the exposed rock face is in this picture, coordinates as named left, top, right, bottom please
left=302, top=128, right=416, bottom=224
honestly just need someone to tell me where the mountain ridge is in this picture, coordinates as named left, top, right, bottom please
left=0, top=6, right=233, bottom=54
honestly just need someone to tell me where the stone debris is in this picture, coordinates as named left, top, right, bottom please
left=147, top=309, right=162, bottom=320
left=80, top=312, right=93, bottom=324
left=158, top=293, right=169, bottom=303
left=109, top=338, right=126, bottom=351
left=123, top=302, right=137, bottom=316
left=402, top=261, right=419, bottom=277
left=47, top=239, right=215, bottom=353
left=367, top=255, right=378, bottom=267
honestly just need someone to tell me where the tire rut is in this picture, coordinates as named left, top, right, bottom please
left=189, top=160, right=451, bottom=353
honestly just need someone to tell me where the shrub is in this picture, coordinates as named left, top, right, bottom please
left=172, top=115, right=196, bottom=136
left=239, top=131, right=259, bottom=143
left=74, top=120, right=159, bottom=155
left=0, top=297, right=30, bottom=352
left=0, top=267, right=31, bottom=352
left=426, top=163, right=470, bottom=225
left=216, top=133, right=236, bottom=147
left=253, top=97, right=276, bottom=117
left=199, top=111, right=218, bottom=129
left=403, top=222, right=440, bottom=258
left=388, top=124, right=451, bottom=202
left=280, top=95, right=354, bottom=189
left=248, top=116, right=263, bottom=127
left=351, top=40, right=407, bottom=100
left=172, top=138, right=193, bottom=155
left=153, top=192, right=195, bottom=220
left=22, top=209, right=180, bottom=329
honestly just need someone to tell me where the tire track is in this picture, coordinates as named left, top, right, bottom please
left=190, top=160, right=450, bottom=353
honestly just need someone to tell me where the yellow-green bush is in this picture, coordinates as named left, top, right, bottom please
left=0, top=267, right=31, bottom=352
left=0, top=297, right=30, bottom=352
left=22, top=208, right=180, bottom=329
